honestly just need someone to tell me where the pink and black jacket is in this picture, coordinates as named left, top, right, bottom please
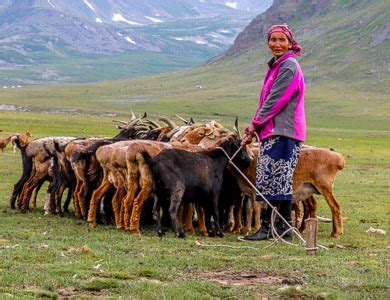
left=250, top=51, right=306, bottom=142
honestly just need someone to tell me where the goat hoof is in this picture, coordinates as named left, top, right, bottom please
left=200, top=230, right=209, bottom=237
left=177, top=231, right=186, bottom=238
left=208, top=230, right=215, bottom=237
left=217, top=232, right=225, bottom=238
left=88, top=223, right=97, bottom=228
left=130, top=229, right=141, bottom=235
left=331, top=232, right=341, bottom=239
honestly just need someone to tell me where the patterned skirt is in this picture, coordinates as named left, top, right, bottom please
left=256, top=136, right=302, bottom=201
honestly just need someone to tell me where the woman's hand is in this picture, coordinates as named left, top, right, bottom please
left=241, top=125, right=256, bottom=146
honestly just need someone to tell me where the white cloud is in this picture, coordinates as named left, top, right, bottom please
left=112, top=13, right=141, bottom=26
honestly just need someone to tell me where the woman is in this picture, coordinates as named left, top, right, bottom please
left=242, top=24, right=306, bottom=241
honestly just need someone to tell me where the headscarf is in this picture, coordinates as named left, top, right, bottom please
left=267, top=24, right=302, bottom=56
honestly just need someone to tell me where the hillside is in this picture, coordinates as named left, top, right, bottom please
left=221, top=0, right=389, bottom=88
left=0, top=0, right=388, bottom=132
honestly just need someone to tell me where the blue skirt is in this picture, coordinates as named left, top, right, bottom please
left=256, top=136, right=302, bottom=201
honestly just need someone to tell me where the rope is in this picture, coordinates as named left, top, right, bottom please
left=217, top=143, right=329, bottom=252
left=195, top=240, right=258, bottom=250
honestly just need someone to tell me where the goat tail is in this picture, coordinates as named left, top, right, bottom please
left=139, top=149, right=153, bottom=168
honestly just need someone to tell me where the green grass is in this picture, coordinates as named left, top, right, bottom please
left=0, top=111, right=389, bottom=298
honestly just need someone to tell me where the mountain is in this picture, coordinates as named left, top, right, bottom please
left=0, top=0, right=272, bottom=85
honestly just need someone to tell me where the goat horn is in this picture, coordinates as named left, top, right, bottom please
left=130, top=110, right=136, bottom=120
left=126, top=117, right=142, bottom=127
left=135, top=125, right=150, bottom=131
left=141, top=112, right=147, bottom=119
left=190, top=117, right=195, bottom=125
left=136, top=130, right=149, bottom=135
left=159, top=116, right=177, bottom=129
left=165, top=127, right=180, bottom=139
left=210, top=120, right=223, bottom=128
left=145, top=119, right=161, bottom=128
left=175, top=114, right=190, bottom=125
left=234, top=116, right=241, bottom=139
left=112, top=119, right=128, bottom=125
left=205, top=127, right=214, bottom=136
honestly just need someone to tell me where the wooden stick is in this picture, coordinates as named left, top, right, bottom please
left=305, top=218, right=318, bottom=256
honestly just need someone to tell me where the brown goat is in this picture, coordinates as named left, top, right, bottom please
left=0, top=135, right=13, bottom=152
left=230, top=145, right=345, bottom=238
left=14, top=137, right=75, bottom=212
left=87, top=140, right=140, bottom=228
left=12, top=131, right=32, bottom=154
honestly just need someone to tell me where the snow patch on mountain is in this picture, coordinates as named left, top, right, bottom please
left=95, top=17, right=103, bottom=23
left=145, top=16, right=164, bottom=23
left=112, top=13, right=141, bottom=26
left=125, top=36, right=136, bottom=44
left=47, top=0, right=55, bottom=8
left=84, top=0, right=96, bottom=13
left=225, top=2, right=238, bottom=9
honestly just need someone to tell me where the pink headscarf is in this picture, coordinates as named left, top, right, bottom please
left=267, top=24, right=302, bottom=56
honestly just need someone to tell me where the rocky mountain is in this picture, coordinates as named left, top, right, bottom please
left=0, top=0, right=272, bottom=84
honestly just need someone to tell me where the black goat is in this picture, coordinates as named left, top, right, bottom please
left=142, top=138, right=252, bottom=238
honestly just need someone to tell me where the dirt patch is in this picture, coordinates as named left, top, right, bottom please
left=56, top=287, right=109, bottom=297
left=199, top=270, right=301, bottom=286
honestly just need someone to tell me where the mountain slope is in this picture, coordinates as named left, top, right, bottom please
left=221, top=0, right=389, bottom=88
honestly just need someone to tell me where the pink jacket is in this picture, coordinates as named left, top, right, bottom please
left=250, top=51, right=306, bottom=142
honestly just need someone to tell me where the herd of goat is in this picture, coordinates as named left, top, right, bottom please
left=2, top=112, right=345, bottom=239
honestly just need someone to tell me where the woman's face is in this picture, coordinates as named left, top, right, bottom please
left=268, top=32, right=292, bottom=59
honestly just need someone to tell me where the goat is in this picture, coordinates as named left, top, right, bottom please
left=231, top=145, right=345, bottom=238
left=0, top=135, right=13, bottom=152
left=12, top=131, right=32, bottom=154
left=42, top=140, right=76, bottom=216
left=63, top=113, right=157, bottom=219
left=143, top=138, right=252, bottom=238
left=11, top=137, right=75, bottom=212
left=87, top=140, right=141, bottom=228
left=121, top=126, right=234, bottom=235
left=85, top=121, right=224, bottom=230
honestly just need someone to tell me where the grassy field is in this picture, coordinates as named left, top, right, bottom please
left=0, top=110, right=389, bottom=299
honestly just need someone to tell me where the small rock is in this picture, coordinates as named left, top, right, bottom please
left=81, top=245, right=91, bottom=253
left=366, top=227, right=386, bottom=235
